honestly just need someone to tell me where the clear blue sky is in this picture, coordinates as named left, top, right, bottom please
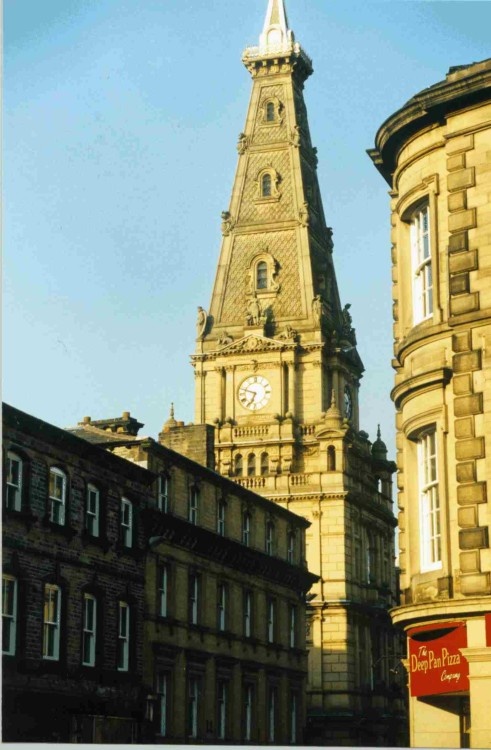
left=4, top=0, right=491, bottom=457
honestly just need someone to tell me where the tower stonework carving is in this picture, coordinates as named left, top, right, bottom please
left=191, top=1, right=402, bottom=744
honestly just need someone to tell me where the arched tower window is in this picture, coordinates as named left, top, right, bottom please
left=247, top=454, right=256, bottom=477
left=266, top=101, right=275, bottom=122
left=260, top=452, right=269, bottom=476
left=261, top=173, right=272, bottom=198
left=256, top=261, right=268, bottom=290
left=235, top=454, right=243, bottom=477
left=327, top=446, right=336, bottom=471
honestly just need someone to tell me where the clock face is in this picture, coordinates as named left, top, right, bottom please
left=238, top=375, right=272, bottom=411
left=344, top=386, right=353, bottom=420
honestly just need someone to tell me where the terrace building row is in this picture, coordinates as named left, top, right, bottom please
left=3, top=403, right=316, bottom=744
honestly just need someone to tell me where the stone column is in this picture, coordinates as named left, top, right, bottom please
left=225, top=366, right=235, bottom=420
left=288, top=362, right=296, bottom=417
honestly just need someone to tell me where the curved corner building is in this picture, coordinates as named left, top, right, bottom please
left=369, top=59, right=491, bottom=747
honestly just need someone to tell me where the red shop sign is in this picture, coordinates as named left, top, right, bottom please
left=408, top=622, right=469, bottom=697
left=486, top=614, right=491, bottom=647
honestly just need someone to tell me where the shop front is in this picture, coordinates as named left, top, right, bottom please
left=405, top=614, right=491, bottom=749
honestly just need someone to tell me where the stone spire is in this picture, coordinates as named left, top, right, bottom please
left=259, top=0, right=293, bottom=55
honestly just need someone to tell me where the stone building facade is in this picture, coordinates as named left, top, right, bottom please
left=3, top=404, right=150, bottom=743
left=369, top=58, right=491, bottom=748
left=187, top=1, right=404, bottom=744
left=109, top=432, right=317, bottom=744
left=3, top=402, right=316, bottom=744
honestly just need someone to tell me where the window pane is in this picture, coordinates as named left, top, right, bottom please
left=2, top=576, right=17, bottom=655
left=6, top=453, right=22, bottom=511
left=43, top=586, right=60, bottom=660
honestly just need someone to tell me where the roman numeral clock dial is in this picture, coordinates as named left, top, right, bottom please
left=238, top=375, right=272, bottom=411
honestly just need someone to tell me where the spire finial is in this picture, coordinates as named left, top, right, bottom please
left=377, top=424, right=381, bottom=440
left=170, top=403, right=175, bottom=420
left=259, top=0, right=294, bottom=54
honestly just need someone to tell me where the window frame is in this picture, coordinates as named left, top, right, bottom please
left=247, top=453, right=256, bottom=477
left=43, top=583, right=62, bottom=661
left=82, top=593, right=97, bottom=667
left=217, top=679, right=228, bottom=740
left=117, top=600, right=130, bottom=672
left=48, top=467, right=67, bottom=526
left=158, top=473, right=169, bottom=513
left=2, top=574, right=18, bottom=656
left=85, top=483, right=100, bottom=538
left=243, top=589, right=253, bottom=639
left=267, top=685, right=277, bottom=743
left=410, top=202, right=433, bottom=325
left=189, top=572, right=200, bottom=626
left=289, top=604, right=297, bottom=648
left=266, top=597, right=275, bottom=644
left=158, top=563, right=170, bottom=619
left=235, top=454, right=243, bottom=477
left=418, top=429, right=442, bottom=572
left=188, top=676, right=200, bottom=739
left=260, top=451, right=269, bottom=476
left=189, top=485, right=199, bottom=525
left=265, top=520, right=274, bottom=556
left=217, top=499, right=226, bottom=536
left=120, top=497, right=133, bottom=548
left=6, top=451, right=23, bottom=512
left=243, top=683, right=254, bottom=742
left=242, top=511, right=251, bottom=547
left=217, top=582, right=227, bottom=632
left=156, top=672, right=169, bottom=737
left=287, top=531, right=295, bottom=564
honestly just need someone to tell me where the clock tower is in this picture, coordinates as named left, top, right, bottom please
left=191, top=0, right=402, bottom=744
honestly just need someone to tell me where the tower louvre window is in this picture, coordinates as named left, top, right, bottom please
left=327, top=445, right=336, bottom=471
left=256, top=261, right=268, bottom=289
left=261, top=173, right=272, bottom=198
left=266, top=101, right=275, bottom=121
left=260, top=451, right=269, bottom=475
left=247, top=453, right=256, bottom=477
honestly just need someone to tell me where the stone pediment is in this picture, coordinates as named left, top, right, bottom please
left=216, top=333, right=295, bottom=356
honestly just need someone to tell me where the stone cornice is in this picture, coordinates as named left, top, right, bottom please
left=390, top=596, right=491, bottom=629
left=142, top=508, right=318, bottom=592
left=369, top=57, right=491, bottom=184
left=391, top=367, right=453, bottom=410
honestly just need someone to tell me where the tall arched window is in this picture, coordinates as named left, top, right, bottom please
left=266, top=101, right=275, bottom=122
left=261, top=173, right=272, bottom=198
left=327, top=446, right=336, bottom=471
left=247, top=454, right=256, bottom=477
left=256, top=261, right=268, bottom=290
left=260, top=452, right=269, bottom=476
left=235, top=454, right=243, bottom=477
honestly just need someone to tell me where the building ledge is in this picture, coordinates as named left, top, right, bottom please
left=390, top=597, right=491, bottom=629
